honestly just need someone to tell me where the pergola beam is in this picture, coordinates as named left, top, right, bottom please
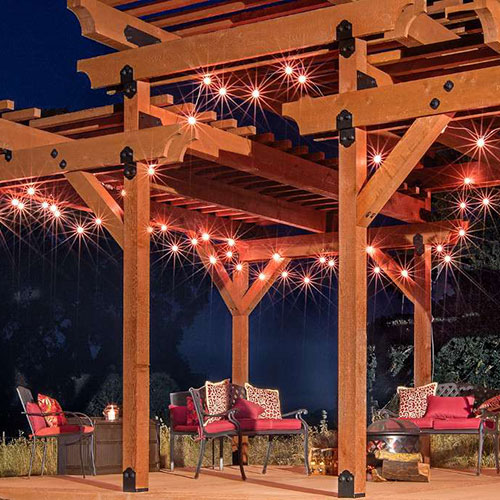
left=283, top=65, right=500, bottom=135
left=76, top=0, right=453, bottom=89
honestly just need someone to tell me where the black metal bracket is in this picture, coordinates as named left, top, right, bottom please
left=338, top=470, right=365, bottom=498
left=1, top=149, right=12, bottom=162
left=123, top=467, right=148, bottom=493
left=139, top=111, right=162, bottom=130
left=336, top=109, right=355, bottom=148
left=121, top=146, right=137, bottom=180
left=124, top=25, right=161, bottom=47
left=357, top=71, right=377, bottom=90
left=413, top=233, right=425, bottom=256
left=337, top=20, right=354, bottom=59
left=120, top=65, right=137, bottom=100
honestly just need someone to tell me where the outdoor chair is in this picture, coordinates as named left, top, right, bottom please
left=17, top=386, right=96, bottom=478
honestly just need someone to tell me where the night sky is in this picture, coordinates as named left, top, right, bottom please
left=0, top=2, right=414, bottom=430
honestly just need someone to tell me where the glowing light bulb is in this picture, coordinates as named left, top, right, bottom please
left=373, top=266, right=381, bottom=274
left=436, top=244, right=444, bottom=253
left=147, top=226, right=154, bottom=234
left=121, top=189, right=126, bottom=196
left=209, top=255, right=217, bottom=265
left=148, top=165, right=156, bottom=176
left=401, top=269, right=409, bottom=279
left=319, top=256, right=327, bottom=264
left=95, top=218, right=102, bottom=226
left=171, top=244, right=179, bottom=253
left=27, top=187, right=36, bottom=196
left=41, top=201, right=49, bottom=209
left=328, top=259, right=336, bottom=268
left=227, top=238, right=235, bottom=247
left=476, top=137, right=486, bottom=148
left=281, top=270, right=289, bottom=279
left=258, top=272, right=266, bottom=281
left=201, top=232, right=210, bottom=241
left=463, top=177, right=473, bottom=186
left=218, top=87, right=227, bottom=97
left=458, top=228, right=466, bottom=237
left=366, top=245, right=375, bottom=256
left=11, top=198, right=19, bottom=207
left=303, top=276, right=311, bottom=285
left=76, top=226, right=84, bottom=235
left=459, top=201, right=467, bottom=210
left=187, top=116, right=197, bottom=126
left=272, top=252, right=282, bottom=262
left=284, top=65, right=294, bottom=75
left=190, top=237, right=198, bottom=246
left=160, top=224, right=168, bottom=232
left=202, top=75, right=212, bottom=86
left=373, top=154, right=382, bottom=165
left=17, top=202, right=25, bottom=210
left=226, top=251, right=233, bottom=258
left=236, top=263, right=243, bottom=272
left=50, top=204, right=57, bottom=212
left=297, top=74, right=307, bottom=84
left=251, top=88, right=260, bottom=99
left=54, top=210, right=61, bottom=218
left=444, top=254, right=452, bottom=264
left=482, top=197, right=490, bottom=206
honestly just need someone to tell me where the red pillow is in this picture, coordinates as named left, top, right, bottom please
left=38, top=394, right=68, bottom=427
left=232, top=398, right=265, bottom=419
left=425, top=395, right=475, bottom=419
left=477, top=395, right=500, bottom=415
left=26, top=402, right=47, bottom=433
left=186, top=396, right=200, bottom=426
left=169, top=405, right=187, bottom=427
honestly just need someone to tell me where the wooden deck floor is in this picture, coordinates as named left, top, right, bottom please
left=1, top=466, right=500, bottom=499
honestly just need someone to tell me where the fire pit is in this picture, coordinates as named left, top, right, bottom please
left=367, top=418, right=420, bottom=460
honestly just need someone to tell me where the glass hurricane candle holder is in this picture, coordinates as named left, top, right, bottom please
left=103, top=403, right=120, bottom=422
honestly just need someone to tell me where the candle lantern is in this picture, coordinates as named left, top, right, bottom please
left=103, top=403, right=120, bottom=422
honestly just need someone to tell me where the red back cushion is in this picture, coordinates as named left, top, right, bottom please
left=186, top=396, right=200, bottom=426
left=26, top=402, right=47, bottom=433
left=38, top=394, right=68, bottom=427
left=425, top=395, right=475, bottom=419
left=233, top=398, right=265, bottom=420
left=169, top=405, right=187, bottom=427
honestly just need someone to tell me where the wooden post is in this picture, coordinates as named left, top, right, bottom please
left=122, top=81, right=151, bottom=492
left=413, top=244, right=433, bottom=463
left=337, top=37, right=368, bottom=498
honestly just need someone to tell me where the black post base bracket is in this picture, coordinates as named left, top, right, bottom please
left=123, top=467, right=149, bottom=493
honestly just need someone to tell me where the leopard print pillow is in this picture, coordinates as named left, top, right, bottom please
left=397, top=382, right=438, bottom=418
left=205, top=379, right=230, bottom=424
left=245, top=383, right=282, bottom=419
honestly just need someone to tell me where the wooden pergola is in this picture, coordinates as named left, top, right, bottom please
left=3, top=0, right=500, bottom=496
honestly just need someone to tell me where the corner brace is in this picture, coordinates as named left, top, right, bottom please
left=124, top=25, right=161, bottom=47
left=337, top=20, right=355, bottom=58
left=413, top=233, right=424, bottom=256
left=336, top=109, right=355, bottom=148
left=120, top=65, right=137, bottom=100
left=121, top=146, right=137, bottom=180
left=1, top=149, right=12, bottom=162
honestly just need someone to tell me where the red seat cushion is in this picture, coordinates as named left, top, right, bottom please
left=169, top=405, right=187, bottom=427
left=238, top=418, right=302, bottom=431
left=432, top=418, right=495, bottom=431
left=26, top=402, right=47, bottom=433
left=232, top=398, right=265, bottom=420
left=204, top=420, right=236, bottom=434
left=173, top=424, right=198, bottom=433
left=35, top=425, right=94, bottom=437
left=400, top=417, right=434, bottom=429
left=425, top=396, right=475, bottom=419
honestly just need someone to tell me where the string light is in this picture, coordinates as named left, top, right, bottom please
left=328, top=258, right=336, bottom=268
left=436, top=244, right=444, bottom=253
left=258, top=272, right=266, bottom=281
left=235, top=263, right=243, bottom=272
left=201, top=232, right=210, bottom=241
left=366, top=245, right=375, bottom=256
left=160, top=224, right=168, bottom=232
left=187, top=116, right=197, bottom=126
left=476, top=137, right=486, bottom=148
left=303, top=276, right=311, bottom=285
left=482, top=197, right=490, bottom=206
left=27, top=186, right=36, bottom=196
left=444, top=254, right=452, bottom=264
left=458, top=228, right=466, bottom=237
left=95, top=218, right=102, bottom=226
left=147, top=226, right=154, bottom=234
left=272, top=252, right=282, bottom=262
left=17, top=202, right=25, bottom=211
left=218, top=87, right=227, bottom=97
left=251, top=88, right=260, bottom=99
left=11, top=198, right=19, bottom=207
left=190, top=237, right=198, bottom=246
left=76, top=225, right=85, bottom=235
left=171, top=244, right=179, bottom=253
left=226, top=250, right=233, bottom=258
left=373, top=154, right=383, bottom=165
left=202, top=75, right=212, bottom=86
left=281, top=270, right=289, bottom=279
left=459, top=201, right=467, bottom=210
left=401, top=269, right=409, bottom=279
left=463, top=177, right=473, bottom=186
left=50, top=204, right=57, bottom=213
left=121, top=189, right=126, bottom=196
left=41, top=201, right=49, bottom=209
left=318, top=256, right=327, bottom=264
left=227, top=238, right=236, bottom=247
left=297, top=74, right=307, bottom=84
left=147, top=165, right=156, bottom=176
left=284, top=65, right=294, bottom=75
left=54, top=210, right=61, bottom=218
left=373, top=266, right=381, bottom=275
left=209, top=255, right=217, bottom=265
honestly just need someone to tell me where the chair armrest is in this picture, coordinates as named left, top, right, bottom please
left=64, top=411, right=94, bottom=428
left=377, top=409, right=398, bottom=420
left=282, top=409, right=308, bottom=418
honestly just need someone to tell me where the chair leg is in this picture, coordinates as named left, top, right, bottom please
left=495, top=432, right=500, bottom=474
left=212, top=439, right=215, bottom=469
left=28, top=437, right=36, bottom=478
left=89, top=434, right=97, bottom=476
left=195, top=439, right=206, bottom=479
left=263, top=435, right=273, bottom=475
left=303, top=428, right=310, bottom=476
left=169, top=430, right=175, bottom=472
left=41, top=439, right=48, bottom=477
left=477, top=425, right=484, bottom=476
left=219, top=437, right=224, bottom=471
left=237, top=434, right=246, bottom=481
left=79, top=436, right=86, bottom=479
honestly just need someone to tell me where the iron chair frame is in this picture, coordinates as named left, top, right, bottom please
left=17, top=386, right=96, bottom=478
